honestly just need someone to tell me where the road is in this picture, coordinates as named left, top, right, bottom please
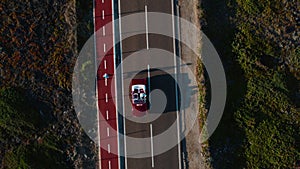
left=94, top=0, right=182, bottom=168
left=118, top=0, right=182, bottom=168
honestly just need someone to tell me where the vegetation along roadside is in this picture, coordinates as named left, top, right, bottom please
left=200, top=0, right=299, bottom=168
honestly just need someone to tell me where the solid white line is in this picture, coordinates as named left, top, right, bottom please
left=104, top=43, right=106, bottom=52
left=93, top=0, right=102, bottom=167
left=108, top=144, right=111, bottom=153
left=171, top=3, right=176, bottom=58
left=118, top=0, right=128, bottom=167
left=102, top=10, right=105, bottom=20
left=104, top=60, right=107, bottom=69
left=177, top=4, right=182, bottom=66
left=150, top=124, right=154, bottom=168
left=106, top=110, right=109, bottom=120
left=171, top=0, right=178, bottom=113
left=111, top=0, right=121, bottom=168
left=105, top=78, right=108, bottom=86
left=103, top=26, right=106, bottom=36
left=106, top=93, right=108, bottom=103
left=107, top=127, right=110, bottom=137
left=121, top=42, right=128, bottom=169
left=109, top=161, right=111, bottom=169
left=147, top=64, right=151, bottom=104
left=145, top=5, right=149, bottom=50
left=171, top=1, right=182, bottom=169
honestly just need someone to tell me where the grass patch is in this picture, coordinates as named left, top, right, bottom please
left=201, top=0, right=299, bottom=168
left=0, top=88, right=69, bottom=168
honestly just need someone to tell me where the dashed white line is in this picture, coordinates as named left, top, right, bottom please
left=104, top=43, right=106, bottom=52
left=145, top=5, right=149, bottom=50
left=105, top=93, right=108, bottom=103
left=102, top=0, right=104, bottom=3
left=108, top=144, right=111, bottom=153
left=105, top=78, right=108, bottom=86
left=103, top=26, right=106, bottom=36
left=102, top=10, right=105, bottom=20
left=150, top=124, right=154, bottom=168
left=104, top=60, right=107, bottom=69
left=107, top=127, right=110, bottom=137
left=106, top=110, right=109, bottom=120
left=109, top=160, right=111, bottom=169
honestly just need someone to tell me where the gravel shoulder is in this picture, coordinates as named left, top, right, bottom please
left=178, top=0, right=211, bottom=168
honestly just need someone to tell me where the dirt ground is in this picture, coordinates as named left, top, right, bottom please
left=177, top=0, right=211, bottom=169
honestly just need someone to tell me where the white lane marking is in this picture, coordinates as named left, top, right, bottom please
left=121, top=44, right=128, bottom=169
left=147, top=64, right=151, bottom=105
left=108, top=144, right=111, bottom=153
left=104, top=43, right=106, bottom=52
left=104, top=59, right=108, bottom=86
left=106, top=93, right=108, bottom=103
left=112, top=0, right=121, bottom=168
left=145, top=5, right=149, bottom=50
left=102, top=0, right=104, bottom=3
left=177, top=4, right=182, bottom=65
left=103, top=26, right=106, bottom=36
left=171, top=1, right=182, bottom=169
left=106, top=110, right=109, bottom=120
left=102, top=10, right=105, bottom=20
left=119, top=0, right=128, bottom=167
left=107, top=127, right=110, bottom=136
left=150, top=124, right=154, bottom=168
left=109, top=160, right=111, bottom=169
left=92, top=0, right=102, bottom=166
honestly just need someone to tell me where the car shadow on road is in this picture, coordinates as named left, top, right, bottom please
left=149, top=70, right=197, bottom=114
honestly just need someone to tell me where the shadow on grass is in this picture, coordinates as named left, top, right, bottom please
left=201, top=0, right=247, bottom=168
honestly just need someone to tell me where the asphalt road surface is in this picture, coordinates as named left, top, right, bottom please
left=94, top=0, right=182, bottom=168
left=119, top=0, right=182, bottom=168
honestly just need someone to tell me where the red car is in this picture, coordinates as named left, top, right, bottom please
left=130, top=79, right=148, bottom=117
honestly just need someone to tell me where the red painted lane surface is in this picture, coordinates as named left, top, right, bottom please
left=95, top=0, right=119, bottom=168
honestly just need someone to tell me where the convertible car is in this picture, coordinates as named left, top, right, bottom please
left=130, top=79, right=148, bottom=117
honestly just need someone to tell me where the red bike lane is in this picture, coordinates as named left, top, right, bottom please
left=94, top=0, right=119, bottom=168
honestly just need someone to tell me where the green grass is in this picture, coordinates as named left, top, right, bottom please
left=3, top=142, right=69, bottom=169
left=0, top=88, right=69, bottom=168
left=0, top=89, right=36, bottom=141
left=232, top=0, right=299, bottom=167
left=244, top=120, right=297, bottom=168
left=201, top=0, right=299, bottom=168
left=233, top=29, right=299, bottom=169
